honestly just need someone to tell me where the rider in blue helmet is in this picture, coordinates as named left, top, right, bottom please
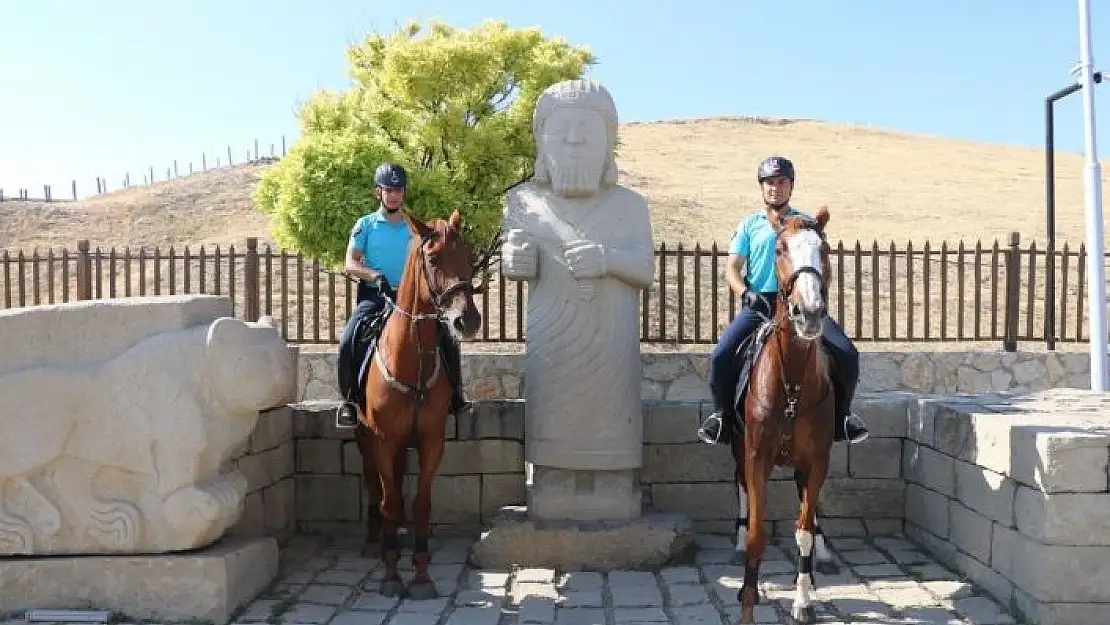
left=696, top=156, right=869, bottom=446
left=335, top=162, right=471, bottom=428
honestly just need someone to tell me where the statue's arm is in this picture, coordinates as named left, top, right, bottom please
left=602, top=197, right=655, bottom=288
left=500, top=191, right=538, bottom=282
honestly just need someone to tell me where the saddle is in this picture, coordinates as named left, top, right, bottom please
left=349, top=304, right=392, bottom=414
left=725, top=320, right=777, bottom=438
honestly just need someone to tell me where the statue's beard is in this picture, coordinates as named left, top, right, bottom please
left=549, top=163, right=601, bottom=198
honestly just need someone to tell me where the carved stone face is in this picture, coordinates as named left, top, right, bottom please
left=538, top=106, right=610, bottom=198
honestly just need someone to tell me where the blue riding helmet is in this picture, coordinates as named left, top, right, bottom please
left=757, top=156, right=795, bottom=182
left=374, top=163, right=407, bottom=189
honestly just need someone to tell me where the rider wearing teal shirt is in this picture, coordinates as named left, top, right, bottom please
left=697, top=156, right=869, bottom=446
left=335, top=162, right=471, bottom=428
left=348, top=209, right=412, bottom=290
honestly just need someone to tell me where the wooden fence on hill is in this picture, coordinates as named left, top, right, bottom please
left=0, top=233, right=1103, bottom=351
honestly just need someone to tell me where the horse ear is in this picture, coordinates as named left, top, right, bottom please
left=403, top=210, right=434, bottom=239
left=448, top=208, right=462, bottom=231
left=815, top=206, right=830, bottom=231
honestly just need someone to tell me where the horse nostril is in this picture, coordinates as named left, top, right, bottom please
left=789, top=303, right=802, bottom=317
left=453, top=316, right=466, bottom=334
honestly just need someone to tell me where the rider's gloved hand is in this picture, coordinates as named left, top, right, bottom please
left=742, top=289, right=760, bottom=309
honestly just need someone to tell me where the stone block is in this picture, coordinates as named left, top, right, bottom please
left=481, top=473, right=526, bottom=521
left=431, top=440, right=524, bottom=475
left=264, top=477, right=295, bottom=535
left=251, top=405, right=294, bottom=453
left=0, top=535, right=278, bottom=625
left=853, top=391, right=912, bottom=438
left=296, top=438, right=343, bottom=474
left=641, top=443, right=734, bottom=483
left=643, top=401, right=702, bottom=443
left=469, top=400, right=526, bottom=441
left=292, top=400, right=355, bottom=440
left=1015, top=486, right=1110, bottom=546
left=905, top=483, right=949, bottom=539
left=229, top=491, right=266, bottom=538
left=954, top=459, right=1015, bottom=526
left=402, top=474, right=481, bottom=524
left=848, top=437, right=902, bottom=479
left=1012, top=586, right=1110, bottom=625
left=948, top=500, right=992, bottom=565
left=991, top=523, right=1110, bottom=603
left=468, top=508, right=695, bottom=571
left=817, top=478, right=905, bottom=519
left=649, top=483, right=737, bottom=521
left=343, top=440, right=364, bottom=474
left=295, top=474, right=362, bottom=521
left=902, top=441, right=954, bottom=497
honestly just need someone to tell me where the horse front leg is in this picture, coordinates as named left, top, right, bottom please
left=371, top=435, right=407, bottom=598
left=792, top=469, right=836, bottom=574
left=355, top=424, right=383, bottom=558
left=407, top=421, right=446, bottom=600
left=739, top=454, right=772, bottom=624
left=790, top=461, right=829, bottom=624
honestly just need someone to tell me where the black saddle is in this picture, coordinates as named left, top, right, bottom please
left=724, top=321, right=777, bottom=439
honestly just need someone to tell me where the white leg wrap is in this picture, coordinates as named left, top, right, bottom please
left=793, top=528, right=815, bottom=617
left=814, top=516, right=832, bottom=562
left=734, top=487, right=748, bottom=552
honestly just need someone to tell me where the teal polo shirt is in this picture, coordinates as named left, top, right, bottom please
left=348, top=208, right=412, bottom=287
left=728, top=207, right=811, bottom=293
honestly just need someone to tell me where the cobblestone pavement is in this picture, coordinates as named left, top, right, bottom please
left=230, top=532, right=1017, bottom=625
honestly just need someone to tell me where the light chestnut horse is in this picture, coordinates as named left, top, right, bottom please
left=354, top=209, right=481, bottom=599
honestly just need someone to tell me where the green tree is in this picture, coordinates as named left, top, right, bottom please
left=254, top=19, right=596, bottom=273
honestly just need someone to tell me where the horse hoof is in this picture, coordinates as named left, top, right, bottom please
left=816, top=559, right=839, bottom=575
left=379, top=578, right=406, bottom=598
left=406, top=579, right=439, bottom=601
left=362, top=543, right=382, bottom=559
left=788, top=604, right=817, bottom=624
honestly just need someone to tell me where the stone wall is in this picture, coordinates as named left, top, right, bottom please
left=227, top=405, right=297, bottom=542
left=295, top=347, right=1093, bottom=402
left=902, top=389, right=1110, bottom=625
left=287, top=393, right=910, bottom=537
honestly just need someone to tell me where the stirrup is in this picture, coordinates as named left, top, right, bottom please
left=697, top=412, right=725, bottom=445
left=335, top=401, right=363, bottom=429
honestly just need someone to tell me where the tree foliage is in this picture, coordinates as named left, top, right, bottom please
left=254, top=19, right=597, bottom=271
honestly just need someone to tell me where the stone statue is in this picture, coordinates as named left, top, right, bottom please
left=501, top=79, right=655, bottom=522
left=0, top=296, right=294, bottom=555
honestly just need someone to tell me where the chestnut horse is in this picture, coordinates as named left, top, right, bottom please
left=732, top=208, right=837, bottom=624
left=354, top=209, right=481, bottom=600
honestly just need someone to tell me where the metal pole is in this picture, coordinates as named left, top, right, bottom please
left=1046, top=97, right=1057, bottom=350
left=1077, top=0, right=1107, bottom=390
left=1045, top=75, right=1102, bottom=351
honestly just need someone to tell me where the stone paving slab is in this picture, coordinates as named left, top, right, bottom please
left=1, top=533, right=1019, bottom=625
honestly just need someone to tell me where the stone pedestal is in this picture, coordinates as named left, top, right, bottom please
left=528, top=467, right=641, bottom=522
left=0, top=536, right=279, bottom=625
left=468, top=505, right=695, bottom=571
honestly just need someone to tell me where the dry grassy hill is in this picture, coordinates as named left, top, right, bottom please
left=2, top=116, right=1106, bottom=253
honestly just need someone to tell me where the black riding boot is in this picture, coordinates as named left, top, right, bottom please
left=438, top=325, right=472, bottom=416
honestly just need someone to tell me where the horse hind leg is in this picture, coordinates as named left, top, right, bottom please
left=731, top=436, right=748, bottom=565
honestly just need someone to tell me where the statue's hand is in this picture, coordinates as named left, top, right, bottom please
left=564, top=240, right=606, bottom=279
left=501, top=229, right=537, bottom=279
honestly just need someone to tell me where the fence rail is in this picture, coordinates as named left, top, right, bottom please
left=2, top=233, right=1105, bottom=350
left=0, top=137, right=286, bottom=202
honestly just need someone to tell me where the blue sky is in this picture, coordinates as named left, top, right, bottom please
left=1, top=0, right=1108, bottom=198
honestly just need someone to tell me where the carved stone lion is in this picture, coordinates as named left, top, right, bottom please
left=0, top=296, right=294, bottom=555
